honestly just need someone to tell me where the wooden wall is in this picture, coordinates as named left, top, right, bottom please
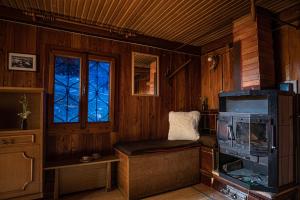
left=233, top=15, right=260, bottom=88
left=273, top=4, right=300, bottom=90
left=274, top=25, right=300, bottom=90
left=200, top=8, right=277, bottom=110
left=233, top=8, right=275, bottom=89
left=0, top=20, right=201, bottom=159
left=201, top=46, right=233, bottom=109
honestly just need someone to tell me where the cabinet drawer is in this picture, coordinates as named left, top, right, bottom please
left=0, top=135, right=34, bottom=146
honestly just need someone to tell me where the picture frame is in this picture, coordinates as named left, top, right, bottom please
left=8, top=53, right=36, bottom=71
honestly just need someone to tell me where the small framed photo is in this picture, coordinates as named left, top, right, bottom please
left=8, top=53, right=36, bottom=71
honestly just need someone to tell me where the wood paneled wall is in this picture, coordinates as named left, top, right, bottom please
left=273, top=4, right=300, bottom=89
left=274, top=25, right=300, bottom=90
left=0, top=20, right=201, bottom=159
left=233, top=8, right=275, bottom=89
left=201, top=47, right=233, bottom=109
left=233, top=15, right=260, bottom=88
left=200, top=7, right=276, bottom=110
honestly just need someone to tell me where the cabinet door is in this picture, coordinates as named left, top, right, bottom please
left=0, top=145, right=41, bottom=199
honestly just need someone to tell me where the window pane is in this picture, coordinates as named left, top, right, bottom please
left=88, top=60, right=110, bottom=122
left=53, top=56, right=80, bottom=123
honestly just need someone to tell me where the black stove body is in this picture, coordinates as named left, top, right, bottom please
left=217, top=90, right=295, bottom=193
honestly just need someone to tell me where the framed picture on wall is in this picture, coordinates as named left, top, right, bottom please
left=8, top=53, right=36, bottom=71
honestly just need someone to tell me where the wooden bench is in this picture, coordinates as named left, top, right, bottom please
left=115, top=140, right=201, bottom=200
left=44, top=155, right=120, bottom=199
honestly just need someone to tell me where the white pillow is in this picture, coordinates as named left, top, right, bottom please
left=168, top=111, right=200, bottom=141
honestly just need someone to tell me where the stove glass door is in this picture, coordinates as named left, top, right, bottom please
left=249, top=117, right=270, bottom=156
left=217, top=114, right=233, bottom=143
left=233, top=116, right=250, bottom=154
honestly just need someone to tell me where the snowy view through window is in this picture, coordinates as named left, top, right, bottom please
left=88, top=60, right=110, bottom=122
left=54, top=56, right=80, bottom=123
left=53, top=56, right=110, bottom=123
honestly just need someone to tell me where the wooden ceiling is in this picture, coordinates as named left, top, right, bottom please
left=0, top=0, right=298, bottom=47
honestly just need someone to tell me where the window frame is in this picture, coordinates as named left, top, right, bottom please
left=48, top=49, right=116, bottom=132
left=85, top=55, right=115, bottom=129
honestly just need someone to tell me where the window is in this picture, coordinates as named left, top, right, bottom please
left=53, top=56, right=81, bottom=123
left=49, top=50, right=115, bottom=130
left=88, top=60, right=110, bottom=122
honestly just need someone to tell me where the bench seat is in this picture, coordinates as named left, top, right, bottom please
left=115, top=140, right=200, bottom=200
left=115, top=140, right=200, bottom=155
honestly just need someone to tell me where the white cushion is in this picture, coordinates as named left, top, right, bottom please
left=168, top=111, right=200, bottom=141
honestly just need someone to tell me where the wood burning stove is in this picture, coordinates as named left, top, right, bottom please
left=217, top=90, right=295, bottom=193
left=218, top=112, right=272, bottom=158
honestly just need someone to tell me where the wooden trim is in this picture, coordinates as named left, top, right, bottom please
left=0, top=87, right=44, bottom=93
left=106, top=162, right=112, bottom=192
left=80, top=53, right=88, bottom=129
left=131, top=52, right=160, bottom=96
left=166, top=59, right=191, bottom=80
left=54, top=169, right=59, bottom=200
left=87, top=55, right=116, bottom=130
left=48, top=50, right=84, bottom=128
left=21, top=152, right=34, bottom=190
left=5, top=193, right=43, bottom=200
left=250, top=0, right=256, bottom=21
left=44, top=156, right=120, bottom=170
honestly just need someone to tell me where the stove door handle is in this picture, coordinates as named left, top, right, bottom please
left=271, top=125, right=276, bottom=151
left=227, top=125, right=234, bottom=140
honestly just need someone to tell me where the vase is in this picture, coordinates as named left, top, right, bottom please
left=21, top=119, right=28, bottom=130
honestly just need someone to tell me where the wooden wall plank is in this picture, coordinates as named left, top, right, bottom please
left=233, top=15, right=260, bottom=89
left=233, top=7, right=275, bottom=89
left=274, top=25, right=300, bottom=91
left=201, top=47, right=234, bottom=109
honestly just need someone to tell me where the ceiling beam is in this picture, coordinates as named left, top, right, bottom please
left=0, top=6, right=201, bottom=55
left=250, top=0, right=256, bottom=21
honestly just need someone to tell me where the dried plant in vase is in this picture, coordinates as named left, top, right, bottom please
left=17, top=94, right=31, bottom=130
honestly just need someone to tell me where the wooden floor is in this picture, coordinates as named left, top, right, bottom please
left=62, top=184, right=229, bottom=200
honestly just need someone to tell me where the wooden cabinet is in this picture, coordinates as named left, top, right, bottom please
left=0, top=87, right=44, bottom=200
left=199, top=111, right=218, bottom=186
left=200, top=146, right=215, bottom=186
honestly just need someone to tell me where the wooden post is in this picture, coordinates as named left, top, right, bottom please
left=250, top=0, right=256, bottom=21
left=106, top=162, right=112, bottom=192
left=53, top=169, right=60, bottom=200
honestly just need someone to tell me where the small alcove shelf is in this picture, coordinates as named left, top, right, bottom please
left=0, top=87, right=44, bottom=200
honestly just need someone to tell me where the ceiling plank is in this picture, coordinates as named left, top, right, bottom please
left=115, top=0, right=140, bottom=27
